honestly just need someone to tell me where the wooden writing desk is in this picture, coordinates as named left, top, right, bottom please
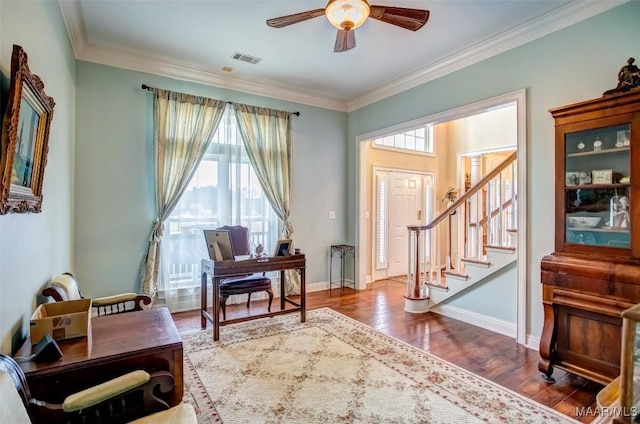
left=16, top=307, right=183, bottom=406
left=201, top=254, right=306, bottom=341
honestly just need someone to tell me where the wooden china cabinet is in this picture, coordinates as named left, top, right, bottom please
left=539, top=90, right=640, bottom=385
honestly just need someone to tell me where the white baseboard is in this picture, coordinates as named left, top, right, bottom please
left=525, top=334, right=540, bottom=351
left=431, top=304, right=540, bottom=350
left=308, top=281, right=329, bottom=292
left=431, top=304, right=516, bottom=338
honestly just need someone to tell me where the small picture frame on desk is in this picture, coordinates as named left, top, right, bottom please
left=274, top=239, right=292, bottom=256
left=591, top=169, right=612, bottom=184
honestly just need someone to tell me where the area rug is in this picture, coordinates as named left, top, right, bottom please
left=181, top=308, right=578, bottom=424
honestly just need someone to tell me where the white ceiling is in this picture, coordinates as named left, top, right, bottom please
left=58, top=0, right=626, bottom=112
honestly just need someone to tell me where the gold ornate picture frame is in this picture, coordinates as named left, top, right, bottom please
left=0, top=45, right=55, bottom=214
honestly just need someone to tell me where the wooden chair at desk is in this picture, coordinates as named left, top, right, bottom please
left=0, top=354, right=196, bottom=424
left=217, top=225, right=273, bottom=320
left=41, top=273, right=152, bottom=317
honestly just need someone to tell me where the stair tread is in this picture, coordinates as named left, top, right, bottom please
left=484, top=244, right=516, bottom=252
left=461, top=258, right=491, bottom=267
left=426, top=282, right=449, bottom=291
left=443, top=270, right=469, bottom=280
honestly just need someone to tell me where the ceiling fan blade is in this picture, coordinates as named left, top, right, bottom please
left=369, top=6, right=430, bottom=31
left=266, top=9, right=326, bottom=28
left=334, top=29, right=356, bottom=53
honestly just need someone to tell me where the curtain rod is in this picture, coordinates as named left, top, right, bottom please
left=141, top=84, right=300, bottom=117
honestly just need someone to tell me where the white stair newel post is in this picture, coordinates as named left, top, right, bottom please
left=407, top=227, right=414, bottom=290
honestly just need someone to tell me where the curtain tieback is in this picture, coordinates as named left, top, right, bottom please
left=150, top=219, right=164, bottom=242
left=283, top=219, right=293, bottom=238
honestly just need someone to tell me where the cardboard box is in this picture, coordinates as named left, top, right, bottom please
left=30, top=299, right=91, bottom=345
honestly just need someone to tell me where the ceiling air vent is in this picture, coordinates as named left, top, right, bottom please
left=231, top=52, right=262, bottom=65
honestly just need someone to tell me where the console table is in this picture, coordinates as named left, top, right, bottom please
left=15, top=307, right=183, bottom=406
left=201, top=254, right=306, bottom=341
left=329, top=244, right=355, bottom=292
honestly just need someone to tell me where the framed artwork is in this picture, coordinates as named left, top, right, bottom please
left=591, top=169, right=613, bottom=185
left=0, top=45, right=55, bottom=214
left=565, top=172, right=580, bottom=186
left=274, top=239, right=292, bottom=256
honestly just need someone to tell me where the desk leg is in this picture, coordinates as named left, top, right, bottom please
left=300, top=267, right=306, bottom=323
left=213, top=276, right=220, bottom=342
left=201, top=271, right=207, bottom=328
left=280, top=270, right=286, bottom=310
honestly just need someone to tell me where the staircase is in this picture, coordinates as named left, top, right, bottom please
left=405, top=152, right=517, bottom=310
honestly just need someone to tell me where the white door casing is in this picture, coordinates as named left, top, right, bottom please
left=356, top=88, right=527, bottom=346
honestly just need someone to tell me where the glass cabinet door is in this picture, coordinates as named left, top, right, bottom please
left=564, top=124, right=631, bottom=248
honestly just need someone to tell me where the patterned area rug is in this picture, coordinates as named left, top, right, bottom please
left=182, top=308, right=578, bottom=424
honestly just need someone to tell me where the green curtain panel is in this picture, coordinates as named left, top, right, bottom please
left=141, top=89, right=226, bottom=297
left=233, top=104, right=300, bottom=294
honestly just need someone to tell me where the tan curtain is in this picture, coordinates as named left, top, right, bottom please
left=233, top=104, right=300, bottom=294
left=141, top=89, right=226, bottom=297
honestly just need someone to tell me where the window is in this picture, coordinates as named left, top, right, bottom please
left=160, top=109, right=278, bottom=298
left=376, top=173, right=388, bottom=269
left=372, top=125, right=434, bottom=154
left=424, top=174, right=434, bottom=262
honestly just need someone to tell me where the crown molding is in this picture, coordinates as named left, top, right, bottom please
left=57, top=0, right=86, bottom=57
left=346, top=0, right=629, bottom=112
left=57, top=1, right=347, bottom=112
left=58, top=0, right=627, bottom=114
left=78, top=44, right=348, bottom=112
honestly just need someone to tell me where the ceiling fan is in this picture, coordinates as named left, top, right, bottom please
left=266, top=0, right=430, bottom=53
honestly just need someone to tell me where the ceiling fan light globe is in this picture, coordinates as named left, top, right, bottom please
left=325, top=0, right=370, bottom=30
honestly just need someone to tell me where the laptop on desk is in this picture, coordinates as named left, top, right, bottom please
left=203, top=229, right=235, bottom=261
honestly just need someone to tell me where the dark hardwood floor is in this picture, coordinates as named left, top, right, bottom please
left=171, top=279, right=601, bottom=423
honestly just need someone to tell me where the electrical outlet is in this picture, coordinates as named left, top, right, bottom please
left=328, top=210, right=336, bottom=219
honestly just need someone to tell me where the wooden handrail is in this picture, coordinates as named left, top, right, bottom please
left=408, top=151, right=517, bottom=231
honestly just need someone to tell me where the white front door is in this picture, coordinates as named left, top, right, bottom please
left=387, top=172, right=423, bottom=277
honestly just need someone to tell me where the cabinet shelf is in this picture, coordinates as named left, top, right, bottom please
left=567, top=146, right=629, bottom=157
left=567, top=227, right=629, bottom=234
left=565, top=183, right=630, bottom=190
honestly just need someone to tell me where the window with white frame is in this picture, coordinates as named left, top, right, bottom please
left=372, top=124, right=435, bottom=155
left=424, top=175, right=434, bottom=263
left=375, top=173, right=388, bottom=269
left=159, top=108, right=279, bottom=300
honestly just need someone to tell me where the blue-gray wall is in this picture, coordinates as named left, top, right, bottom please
left=0, top=0, right=76, bottom=354
left=346, top=1, right=640, bottom=338
left=74, top=62, right=347, bottom=298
